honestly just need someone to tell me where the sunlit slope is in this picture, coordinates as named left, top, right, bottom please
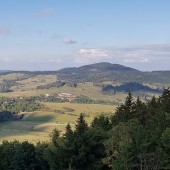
left=0, top=103, right=115, bottom=143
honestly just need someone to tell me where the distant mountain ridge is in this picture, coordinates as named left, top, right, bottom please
left=0, top=70, right=12, bottom=74
left=56, top=62, right=170, bottom=84
left=1, top=62, right=170, bottom=84
left=58, top=62, right=139, bottom=73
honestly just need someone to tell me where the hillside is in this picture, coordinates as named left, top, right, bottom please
left=0, top=70, right=12, bottom=74
left=0, top=63, right=169, bottom=99
left=58, top=62, right=139, bottom=74
left=7, top=62, right=170, bottom=84
left=56, top=63, right=170, bottom=84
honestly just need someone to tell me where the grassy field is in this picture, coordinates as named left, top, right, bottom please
left=0, top=73, right=24, bottom=83
left=0, top=73, right=164, bottom=143
left=0, top=73, right=158, bottom=103
left=12, top=75, right=57, bottom=91
left=0, top=103, right=116, bottom=143
left=0, top=80, right=128, bottom=103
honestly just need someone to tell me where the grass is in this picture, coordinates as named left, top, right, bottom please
left=0, top=73, right=163, bottom=143
left=0, top=73, right=129, bottom=104
left=14, top=75, right=57, bottom=91
left=0, top=103, right=116, bottom=143
left=0, top=81, right=127, bottom=104
left=0, top=73, right=24, bottom=83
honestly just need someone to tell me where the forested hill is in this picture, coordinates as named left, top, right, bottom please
left=102, top=82, right=161, bottom=93
left=58, top=62, right=139, bottom=74
left=0, top=70, right=12, bottom=74
left=2, top=62, right=170, bottom=84
left=56, top=63, right=170, bottom=84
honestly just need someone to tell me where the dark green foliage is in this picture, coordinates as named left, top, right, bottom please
left=159, top=88, right=170, bottom=113
left=0, top=141, right=49, bottom=170
left=0, top=111, right=14, bottom=122
left=0, top=80, right=18, bottom=93
left=72, top=95, right=118, bottom=105
left=0, top=97, right=43, bottom=122
left=102, top=82, right=161, bottom=93
left=113, top=92, right=134, bottom=123
left=0, top=141, right=20, bottom=170
left=58, top=62, right=138, bottom=74
left=0, top=97, right=43, bottom=114
left=46, top=114, right=109, bottom=170
left=66, top=82, right=77, bottom=88
left=28, top=95, right=65, bottom=103
left=104, top=89, right=170, bottom=169
left=92, top=114, right=112, bottom=131
left=72, top=95, right=93, bottom=104
left=37, top=81, right=66, bottom=89
left=75, top=113, right=88, bottom=136
left=10, top=141, right=38, bottom=170
left=35, top=142, right=50, bottom=170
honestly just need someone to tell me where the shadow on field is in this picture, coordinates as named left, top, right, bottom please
left=23, top=114, right=55, bottom=122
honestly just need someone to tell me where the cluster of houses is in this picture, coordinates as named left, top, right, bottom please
left=44, top=92, right=76, bottom=102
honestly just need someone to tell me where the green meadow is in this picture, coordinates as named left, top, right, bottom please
left=0, top=102, right=116, bottom=143
left=0, top=72, right=165, bottom=143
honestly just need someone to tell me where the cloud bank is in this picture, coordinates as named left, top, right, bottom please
left=75, top=44, right=170, bottom=65
left=75, top=48, right=112, bottom=63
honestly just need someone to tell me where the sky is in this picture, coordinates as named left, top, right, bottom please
left=0, top=0, right=170, bottom=71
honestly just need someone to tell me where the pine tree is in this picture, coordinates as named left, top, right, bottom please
left=92, top=114, right=112, bottom=130
left=134, top=97, right=147, bottom=125
left=114, top=92, right=134, bottom=123
left=160, top=88, right=170, bottom=113
left=75, top=113, right=88, bottom=136
left=50, top=128, right=60, bottom=147
left=64, top=123, right=74, bottom=140
left=10, top=141, right=38, bottom=170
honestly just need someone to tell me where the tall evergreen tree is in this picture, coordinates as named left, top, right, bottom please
left=114, top=92, right=134, bottom=123
left=75, top=113, right=88, bottom=136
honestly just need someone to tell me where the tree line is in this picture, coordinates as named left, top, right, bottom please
left=0, top=97, right=43, bottom=122
left=58, top=71, right=170, bottom=84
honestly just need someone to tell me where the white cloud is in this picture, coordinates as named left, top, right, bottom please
left=74, top=44, right=170, bottom=65
left=124, top=56, right=150, bottom=63
left=114, top=44, right=170, bottom=63
left=75, top=48, right=112, bottom=64
left=123, top=51, right=150, bottom=63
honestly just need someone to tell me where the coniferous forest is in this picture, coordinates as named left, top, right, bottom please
left=0, top=89, right=170, bottom=170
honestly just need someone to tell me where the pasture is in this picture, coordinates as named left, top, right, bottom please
left=0, top=72, right=161, bottom=143
left=0, top=103, right=116, bottom=143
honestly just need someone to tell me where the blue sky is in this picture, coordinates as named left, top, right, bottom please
left=0, top=0, right=170, bottom=71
